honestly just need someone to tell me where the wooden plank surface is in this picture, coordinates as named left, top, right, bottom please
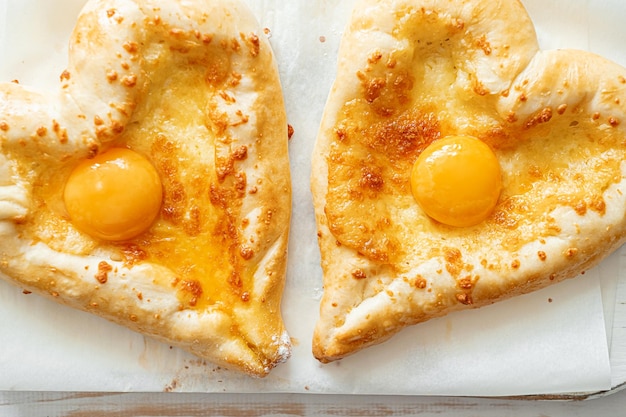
left=2, top=390, right=626, bottom=416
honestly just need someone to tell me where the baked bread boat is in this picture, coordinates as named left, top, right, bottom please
left=311, top=0, right=626, bottom=362
left=0, top=0, right=291, bottom=377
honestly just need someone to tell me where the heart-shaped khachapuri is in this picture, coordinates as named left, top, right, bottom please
left=311, top=0, right=626, bottom=362
left=0, top=0, right=291, bottom=377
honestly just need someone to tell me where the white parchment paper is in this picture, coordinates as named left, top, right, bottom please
left=0, top=0, right=623, bottom=396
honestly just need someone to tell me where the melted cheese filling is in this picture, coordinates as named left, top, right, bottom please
left=20, top=37, right=260, bottom=311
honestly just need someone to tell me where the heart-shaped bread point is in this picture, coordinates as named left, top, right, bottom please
left=0, top=0, right=291, bottom=377
left=311, top=0, right=626, bottom=362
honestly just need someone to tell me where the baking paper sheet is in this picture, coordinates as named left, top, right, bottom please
left=0, top=0, right=623, bottom=396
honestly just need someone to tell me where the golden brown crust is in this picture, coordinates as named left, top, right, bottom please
left=0, top=0, right=291, bottom=377
left=311, top=0, right=626, bottom=362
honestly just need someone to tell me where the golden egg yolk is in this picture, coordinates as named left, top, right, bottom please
left=63, top=147, right=163, bottom=241
left=411, top=135, right=502, bottom=227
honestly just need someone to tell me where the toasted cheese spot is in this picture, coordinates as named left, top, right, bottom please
left=121, top=74, right=138, bottom=87
left=119, top=243, right=148, bottom=267
left=525, top=107, right=553, bottom=129
left=95, top=261, right=113, bottom=284
left=219, top=91, right=236, bottom=103
left=51, top=119, right=69, bottom=144
left=239, top=245, right=254, bottom=260
left=123, top=41, right=139, bottom=54
left=365, top=109, right=440, bottom=162
left=229, top=271, right=243, bottom=289
left=106, top=70, right=119, bottom=82
left=63, top=148, right=163, bottom=241
left=200, top=32, right=213, bottom=44
left=360, top=167, right=384, bottom=191
left=475, top=34, right=492, bottom=55
left=411, top=135, right=502, bottom=227
left=357, top=67, right=414, bottom=117
left=590, top=196, right=606, bottom=215
left=169, top=27, right=187, bottom=39
left=506, top=111, right=518, bottom=123
left=574, top=201, right=587, bottom=215
left=414, top=276, right=427, bottom=289
left=228, top=71, right=242, bottom=87
left=473, top=80, right=489, bottom=96
left=457, top=276, right=474, bottom=290
left=288, top=124, right=295, bottom=140
left=244, top=32, right=261, bottom=57
left=443, top=247, right=463, bottom=277
left=179, top=279, right=203, bottom=307
left=456, top=293, right=473, bottom=305
left=230, top=38, right=241, bottom=52
left=362, top=75, right=387, bottom=103
left=351, top=269, right=367, bottom=279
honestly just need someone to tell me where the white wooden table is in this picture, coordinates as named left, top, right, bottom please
left=2, top=389, right=626, bottom=416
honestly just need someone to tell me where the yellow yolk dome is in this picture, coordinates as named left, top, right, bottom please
left=63, top=147, right=163, bottom=241
left=411, top=135, right=502, bottom=227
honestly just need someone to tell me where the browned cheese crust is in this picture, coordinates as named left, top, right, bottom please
left=0, top=0, right=291, bottom=377
left=311, top=0, right=626, bottom=362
